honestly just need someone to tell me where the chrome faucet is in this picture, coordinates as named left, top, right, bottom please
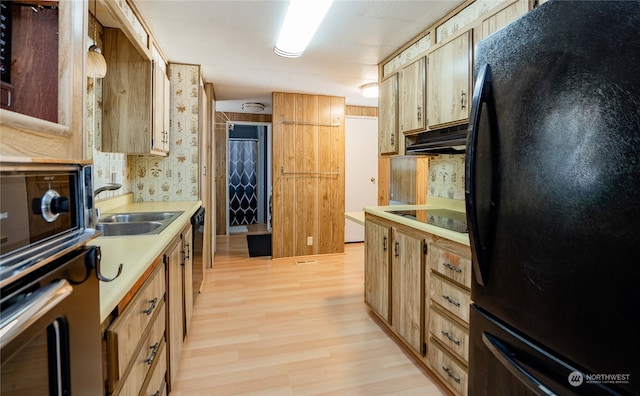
left=94, top=183, right=122, bottom=219
left=94, top=183, right=122, bottom=198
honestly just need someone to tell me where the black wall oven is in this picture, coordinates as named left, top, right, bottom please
left=1, top=162, right=107, bottom=395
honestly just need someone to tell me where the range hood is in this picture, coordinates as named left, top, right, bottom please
left=405, top=124, right=468, bottom=154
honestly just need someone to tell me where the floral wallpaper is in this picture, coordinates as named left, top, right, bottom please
left=428, top=154, right=466, bottom=200
left=129, top=64, right=201, bottom=202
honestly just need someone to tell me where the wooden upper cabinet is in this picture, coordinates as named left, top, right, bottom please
left=152, top=45, right=170, bottom=154
left=102, top=28, right=169, bottom=156
left=0, top=0, right=86, bottom=161
left=427, top=30, right=472, bottom=129
left=378, top=74, right=399, bottom=155
left=399, top=57, right=427, bottom=134
left=479, top=0, right=529, bottom=41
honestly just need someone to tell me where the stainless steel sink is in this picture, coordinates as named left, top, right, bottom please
left=98, top=211, right=182, bottom=223
left=97, top=221, right=164, bottom=236
left=96, top=211, right=184, bottom=237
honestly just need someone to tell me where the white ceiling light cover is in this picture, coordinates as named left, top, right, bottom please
left=361, top=83, right=379, bottom=98
left=274, top=0, right=334, bottom=58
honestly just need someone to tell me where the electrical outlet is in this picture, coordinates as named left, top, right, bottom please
left=307, top=236, right=313, bottom=246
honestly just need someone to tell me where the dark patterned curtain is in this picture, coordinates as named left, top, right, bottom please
left=228, top=139, right=258, bottom=226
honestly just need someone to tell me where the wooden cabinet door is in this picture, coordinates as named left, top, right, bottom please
left=182, top=226, right=194, bottom=336
left=480, top=1, right=528, bottom=40
left=427, top=30, right=472, bottom=128
left=378, top=74, right=398, bottom=155
left=152, top=60, right=169, bottom=154
left=102, top=28, right=154, bottom=154
left=0, top=0, right=86, bottom=160
left=364, top=219, right=391, bottom=322
left=400, top=57, right=426, bottom=133
left=391, top=229, right=424, bottom=354
left=165, top=237, right=183, bottom=390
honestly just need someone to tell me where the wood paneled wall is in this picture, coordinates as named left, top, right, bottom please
left=346, top=105, right=378, bottom=117
left=272, top=92, right=345, bottom=258
left=213, top=111, right=272, bottom=235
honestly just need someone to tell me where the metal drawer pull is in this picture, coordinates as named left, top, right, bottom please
left=442, top=366, right=461, bottom=383
left=442, top=262, right=462, bottom=273
left=442, top=294, right=460, bottom=307
left=145, top=342, right=160, bottom=365
left=143, top=298, right=158, bottom=315
left=441, top=330, right=461, bottom=345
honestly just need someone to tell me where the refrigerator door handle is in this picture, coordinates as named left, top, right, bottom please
left=482, top=332, right=556, bottom=396
left=465, top=64, right=498, bottom=286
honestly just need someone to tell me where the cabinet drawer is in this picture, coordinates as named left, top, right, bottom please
left=429, top=307, right=469, bottom=362
left=430, top=275, right=470, bottom=323
left=428, top=339, right=468, bottom=396
left=117, top=304, right=166, bottom=396
left=430, top=243, right=471, bottom=289
left=107, top=265, right=165, bottom=390
left=140, top=337, right=167, bottom=396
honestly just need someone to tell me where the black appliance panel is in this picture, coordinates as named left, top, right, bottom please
left=0, top=246, right=103, bottom=395
left=466, top=2, right=640, bottom=394
left=469, top=305, right=627, bottom=396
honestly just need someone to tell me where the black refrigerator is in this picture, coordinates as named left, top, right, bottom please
left=465, top=1, right=640, bottom=395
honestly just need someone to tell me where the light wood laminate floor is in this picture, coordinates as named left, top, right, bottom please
left=170, top=233, right=448, bottom=395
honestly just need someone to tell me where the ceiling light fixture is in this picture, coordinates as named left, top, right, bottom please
left=360, top=83, right=379, bottom=98
left=274, top=0, right=334, bottom=58
left=242, top=102, right=265, bottom=112
left=87, top=0, right=107, bottom=78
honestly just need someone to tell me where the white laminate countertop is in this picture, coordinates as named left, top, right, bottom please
left=90, top=195, right=202, bottom=322
left=363, top=197, right=470, bottom=246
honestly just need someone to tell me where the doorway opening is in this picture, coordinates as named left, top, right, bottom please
left=226, top=121, right=272, bottom=235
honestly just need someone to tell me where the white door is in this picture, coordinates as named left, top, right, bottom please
left=345, top=116, right=379, bottom=242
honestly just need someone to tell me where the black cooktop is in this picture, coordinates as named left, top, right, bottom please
left=387, top=209, right=468, bottom=233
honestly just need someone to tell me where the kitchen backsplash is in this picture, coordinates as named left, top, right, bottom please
left=428, top=154, right=465, bottom=200
left=86, top=64, right=201, bottom=202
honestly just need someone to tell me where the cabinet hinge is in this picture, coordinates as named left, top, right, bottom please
left=423, top=242, right=428, bottom=255
left=422, top=342, right=427, bottom=355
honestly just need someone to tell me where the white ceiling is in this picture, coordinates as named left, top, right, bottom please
left=132, top=0, right=464, bottom=114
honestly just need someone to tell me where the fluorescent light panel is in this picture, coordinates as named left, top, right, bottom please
left=274, top=0, right=334, bottom=58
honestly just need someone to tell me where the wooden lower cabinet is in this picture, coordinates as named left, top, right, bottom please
left=391, top=228, right=425, bottom=355
left=364, top=213, right=471, bottom=395
left=428, top=338, right=469, bottom=395
left=141, top=340, right=167, bottom=396
left=106, top=264, right=166, bottom=395
left=166, top=223, right=195, bottom=391
left=104, top=222, right=195, bottom=395
left=118, top=306, right=166, bottom=396
left=364, top=218, right=391, bottom=322
left=426, top=239, right=472, bottom=396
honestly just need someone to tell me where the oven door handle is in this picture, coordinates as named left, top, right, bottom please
left=0, top=279, right=73, bottom=348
